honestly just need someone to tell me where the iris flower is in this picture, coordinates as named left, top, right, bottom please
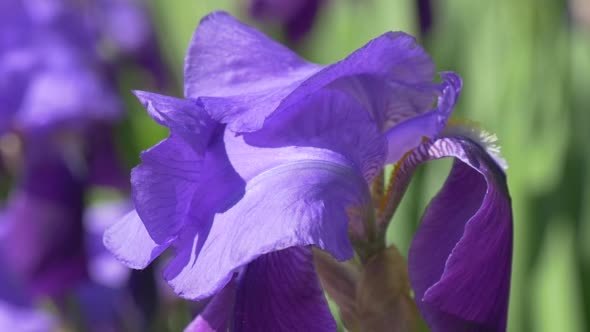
left=105, top=12, right=512, bottom=331
left=247, top=0, right=325, bottom=42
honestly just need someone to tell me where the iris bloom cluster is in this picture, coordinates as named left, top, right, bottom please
left=0, top=0, right=166, bottom=330
left=106, top=12, right=513, bottom=332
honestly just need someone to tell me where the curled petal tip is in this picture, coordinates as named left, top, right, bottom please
left=440, top=71, right=463, bottom=94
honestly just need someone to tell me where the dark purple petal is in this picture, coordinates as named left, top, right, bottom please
left=248, top=0, right=325, bottom=42
left=85, top=124, right=129, bottom=190
left=185, top=12, right=436, bottom=133
left=402, top=137, right=512, bottom=332
left=183, top=248, right=337, bottom=332
left=416, top=0, right=434, bottom=37
left=185, top=280, right=237, bottom=332
left=0, top=146, right=87, bottom=297
left=0, top=191, right=87, bottom=298
left=283, top=0, right=324, bottom=42
left=75, top=282, right=127, bottom=332
left=233, top=247, right=336, bottom=332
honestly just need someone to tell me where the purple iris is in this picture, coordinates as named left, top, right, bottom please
left=0, top=0, right=165, bottom=329
left=247, top=0, right=326, bottom=42
left=10, top=0, right=169, bottom=86
left=0, top=0, right=128, bottom=298
left=105, top=12, right=512, bottom=331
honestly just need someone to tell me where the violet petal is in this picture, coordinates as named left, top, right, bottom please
left=233, top=247, right=336, bottom=332
left=103, top=209, right=168, bottom=270
left=184, top=12, right=436, bottom=133
left=406, top=137, right=512, bottom=332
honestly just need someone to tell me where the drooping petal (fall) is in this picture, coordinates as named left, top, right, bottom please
left=186, top=247, right=336, bottom=332
left=400, top=136, right=512, bottom=332
left=184, top=280, right=237, bottom=332
left=232, top=246, right=336, bottom=331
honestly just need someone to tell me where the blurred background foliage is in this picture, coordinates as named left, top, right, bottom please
left=113, top=0, right=590, bottom=330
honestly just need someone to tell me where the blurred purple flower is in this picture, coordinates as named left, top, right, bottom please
left=416, top=0, right=433, bottom=37
left=92, top=0, right=171, bottom=87
left=85, top=199, right=134, bottom=289
left=0, top=1, right=167, bottom=330
left=0, top=0, right=127, bottom=300
left=248, top=0, right=326, bottom=42
left=0, top=259, right=55, bottom=332
left=16, top=0, right=170, bottom=86
left=76, top=199, right=155, bottom=332
left=0, top=146, right=86, bottom=298
left=0, top=0, right=121, bottom=133
left=105, top=12, right=512, bottom=331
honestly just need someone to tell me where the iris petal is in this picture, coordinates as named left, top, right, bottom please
left=400, top=136, right=512, bottom=332
left=131, top=135, right=203, bottom=244
left=233, top=247, right=336, bottom=332
left=103, top=210, right=168, bottom=270
left=384, top=72, right=462, bottom=164
left=184, top=280, right=237, bottom=332
left=163, top=155, right=367, bottom=300
left=184, top=11, right=436, bottom=133
left=186, top=247, right=336, bottom=332
left=133, top=91, right=216, bottom=153
left=129, top=92, right=217, bottom=244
